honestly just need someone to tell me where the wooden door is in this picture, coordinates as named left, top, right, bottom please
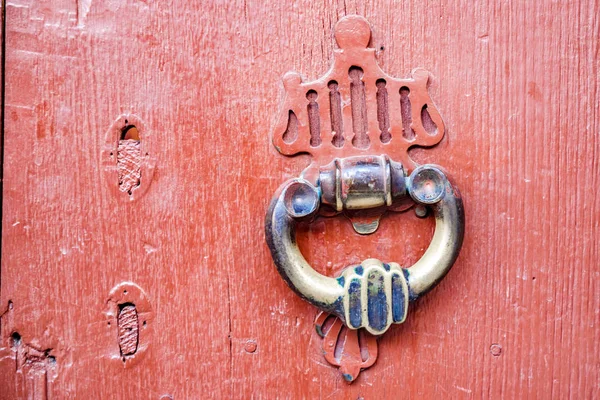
left=1, top=1, right=598, bottom=398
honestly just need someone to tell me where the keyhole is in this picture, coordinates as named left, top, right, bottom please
left=121, top=125, right=140, bottom=140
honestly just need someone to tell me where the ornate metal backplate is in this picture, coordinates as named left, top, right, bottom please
left=273, top=16, right=445, bottom=169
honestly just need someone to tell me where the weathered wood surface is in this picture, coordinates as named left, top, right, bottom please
left=1, top=0, right=599, bottom=398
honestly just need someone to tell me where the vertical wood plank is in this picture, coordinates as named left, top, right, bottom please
left=1, top=0, right=598, bottom=398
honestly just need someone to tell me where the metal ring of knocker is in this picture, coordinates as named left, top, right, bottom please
left=265, top=156, right=465, bottom=335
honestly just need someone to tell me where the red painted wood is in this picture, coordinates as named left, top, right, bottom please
left=1, top=1, right=599, bottom=398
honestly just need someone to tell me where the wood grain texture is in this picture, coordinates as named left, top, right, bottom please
left=1, top=0, right=599, bottom=398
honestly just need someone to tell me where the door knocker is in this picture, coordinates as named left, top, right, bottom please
left=265, top=15, right=465, bottom=381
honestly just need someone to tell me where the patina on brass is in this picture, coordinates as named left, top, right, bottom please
left=266, top=14, right=465, bottom=380
left=265, top=161, right=464, bottom=335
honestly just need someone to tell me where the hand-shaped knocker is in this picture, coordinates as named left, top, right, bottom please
left=265, top=15, right=465, bottom=378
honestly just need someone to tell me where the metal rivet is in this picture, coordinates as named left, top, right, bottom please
left=490, top=343, right=502, bottom=357
left=244, top=340, right=258, bottom=353
left=415, top=205, right=428, bottom=218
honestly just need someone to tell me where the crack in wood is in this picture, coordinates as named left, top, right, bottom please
left=0, top=303, right=57, bottom=400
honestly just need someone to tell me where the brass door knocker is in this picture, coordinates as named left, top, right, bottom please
left=265, top=15, right=464, bottom=381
